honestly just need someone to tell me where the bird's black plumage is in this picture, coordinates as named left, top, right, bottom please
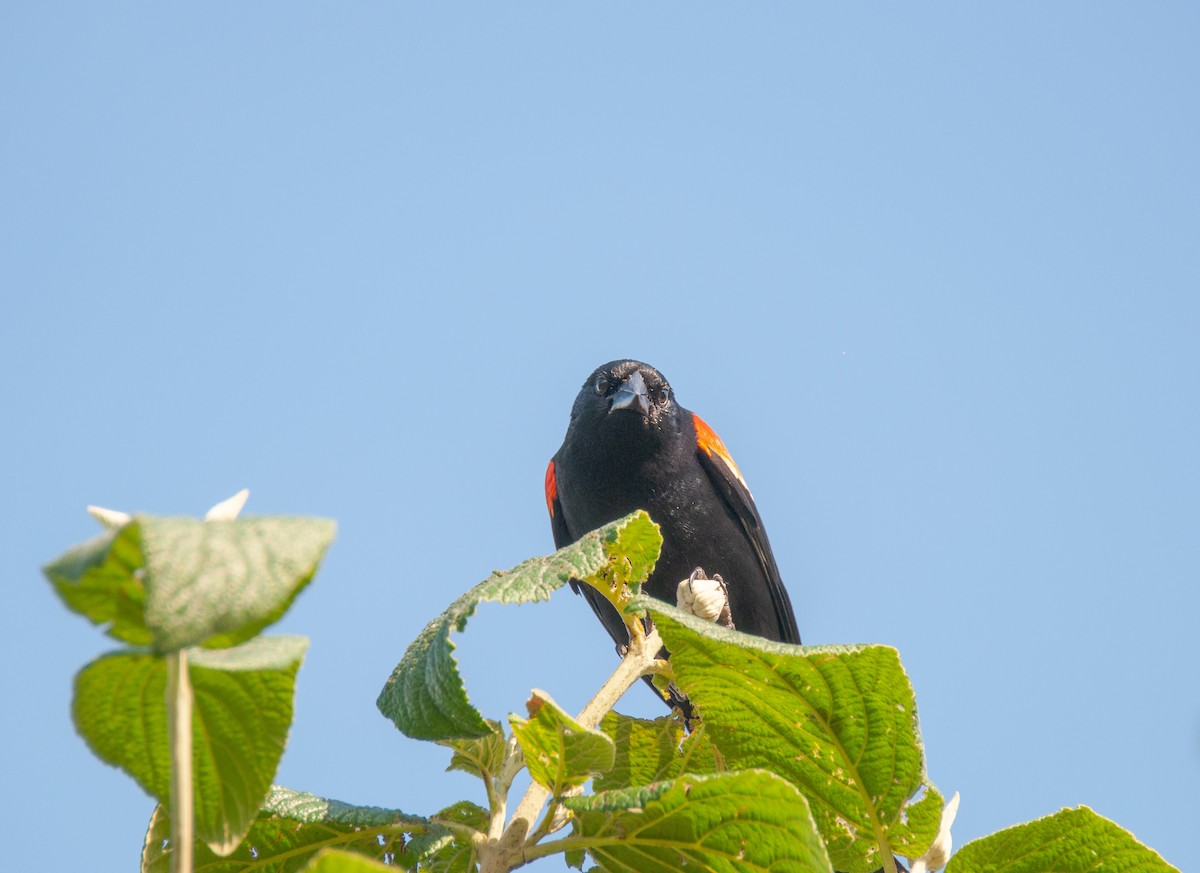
left=546, top=360, right=800, bottom=667
left=547, top=363, right=909, bottom=873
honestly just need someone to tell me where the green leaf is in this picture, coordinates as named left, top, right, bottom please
left=377, top=510, right=660, bottom=741
left=581, top=508, right=662, bottom=610
left=76, top=651, right=170, bottom=800
left=945, top=806, right=1180, bottom=873
left=45, top=516, right=336, bottom=651
left=509, top=689, right=615, bottom=796
left=594, top=712, right=719, bottom=792
left=76, top=636, right=308, bottom=855
left=564, top=845, right=586, bottom=870
left=439, top=719, right=508, bottom=781
left=416, top=837, right=477, bottom=873
left=298, top=850, right=393, bottom=872
left=44, top=526, right=152, bottom=645
left=562, top=770, right=831, bottom=873
left=411, top=802, right=488, bottom=873
left=641, top=601, right=941, bottom=873
left=139, top=516, right=336, bottom=650
left=142, top=786, right=437, bottom=873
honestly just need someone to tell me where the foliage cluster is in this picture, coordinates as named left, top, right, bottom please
left=46, top=499, right=1177, bottom=873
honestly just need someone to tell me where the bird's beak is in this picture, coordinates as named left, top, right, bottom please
left=609, top=370, right=651, bottom=417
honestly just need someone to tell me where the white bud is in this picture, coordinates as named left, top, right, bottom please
left=87, top=489, right=251, bottom=530
left=676, top=568, right=730, bottom=624
left=205, top=488, right=250, bottom=521
left=910, top=791, right=959, bottom=873
left=87, top=505, right=131, bottom=529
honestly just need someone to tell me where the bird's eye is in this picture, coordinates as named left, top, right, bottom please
left=653, top=388, right=670, bottom=407
left=594, top=375, right=610, bottom=395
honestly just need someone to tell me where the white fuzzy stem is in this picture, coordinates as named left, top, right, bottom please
left=166, top=650, right=195, bottom=873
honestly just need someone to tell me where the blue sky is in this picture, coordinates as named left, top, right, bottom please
left=3, top=4, right=1197, bottom=871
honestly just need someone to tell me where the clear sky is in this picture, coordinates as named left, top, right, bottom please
left=3, top=4, right=1197, bottom=871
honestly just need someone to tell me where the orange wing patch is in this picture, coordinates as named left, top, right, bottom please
left=545, top=459, right=558, bottom=517
left=693, top=413, right=751, bottom=495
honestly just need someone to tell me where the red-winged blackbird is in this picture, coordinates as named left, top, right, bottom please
left=548, top=362, right=908, bottom=873
left=546, top=360, right=801, bottom=674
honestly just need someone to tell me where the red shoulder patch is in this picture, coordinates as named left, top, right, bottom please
left=693, top=413, right=751, bottom=494
left=545, top=459, right=558, bottom=518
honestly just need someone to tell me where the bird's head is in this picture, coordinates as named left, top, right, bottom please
left=572, top=359, right=675, bottom=429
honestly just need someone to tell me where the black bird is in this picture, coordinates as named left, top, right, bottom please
left=545, top=360, right=800, bottom=680
left=547, top=362, right=910, bottom=872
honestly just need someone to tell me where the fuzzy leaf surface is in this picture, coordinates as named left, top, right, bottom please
left=641, top=601, right=942, bottom=873
left=377, top=511, right=660, bottom=740
left=77, top=636, right=308, bottom=855
left=45, top=516, right=335, bottom=651
left=594, top=712, right=719, bottom=792
left=578, top=508, right=661, bottom=610
left=142, top=786, right=437, bottom=873
left=510, top=689, right=614, bottom=795
left=139, top=516, right=336, bottom=650
left=945, top=806, right=1179, bottom=873
left=563, top=769, right=831, bottom=873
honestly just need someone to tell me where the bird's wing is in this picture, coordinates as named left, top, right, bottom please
left=545, top=458, right=572, bottom=549
left=546, top=457, right=633, bottom=649
left=692, top=413, right=802, bottom=644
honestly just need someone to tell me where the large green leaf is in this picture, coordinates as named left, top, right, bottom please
left=76, top=636, right=309, bottom=855
left=562, top=770, right=832, bottom=873
left=945, top=806, right=1179, bottom=873
left=593, top=712, right=718, bottom=792
left=641, top=601, right=942, bottom=873
left=139, top=516, right=336, bottom=650
left=45, top=516, right=336, bottom=651
left=509, top=689, right=615, bottom=796
left=377, top=511, right=660, bottom=741
left=142, top=786, right=437, bottom=873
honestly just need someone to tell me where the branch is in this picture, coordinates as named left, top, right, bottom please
left=166, top=649, right=194, bottom=873
left=477, top=626, right=664, bottom=873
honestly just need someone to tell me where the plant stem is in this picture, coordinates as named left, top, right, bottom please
left=166, top=649, right=194, bottom=873
left=881, top=846, right=898, bottom=873
left=488, top=739, right=522, bottom=843
left=477, top=628, right=663, bottom=873
left=574, top=626, right=663, bottom=731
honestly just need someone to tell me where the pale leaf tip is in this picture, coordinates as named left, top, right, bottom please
left=87, top=505, right=131, bottom=529
left=206, top=488, right=250, bottom=521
